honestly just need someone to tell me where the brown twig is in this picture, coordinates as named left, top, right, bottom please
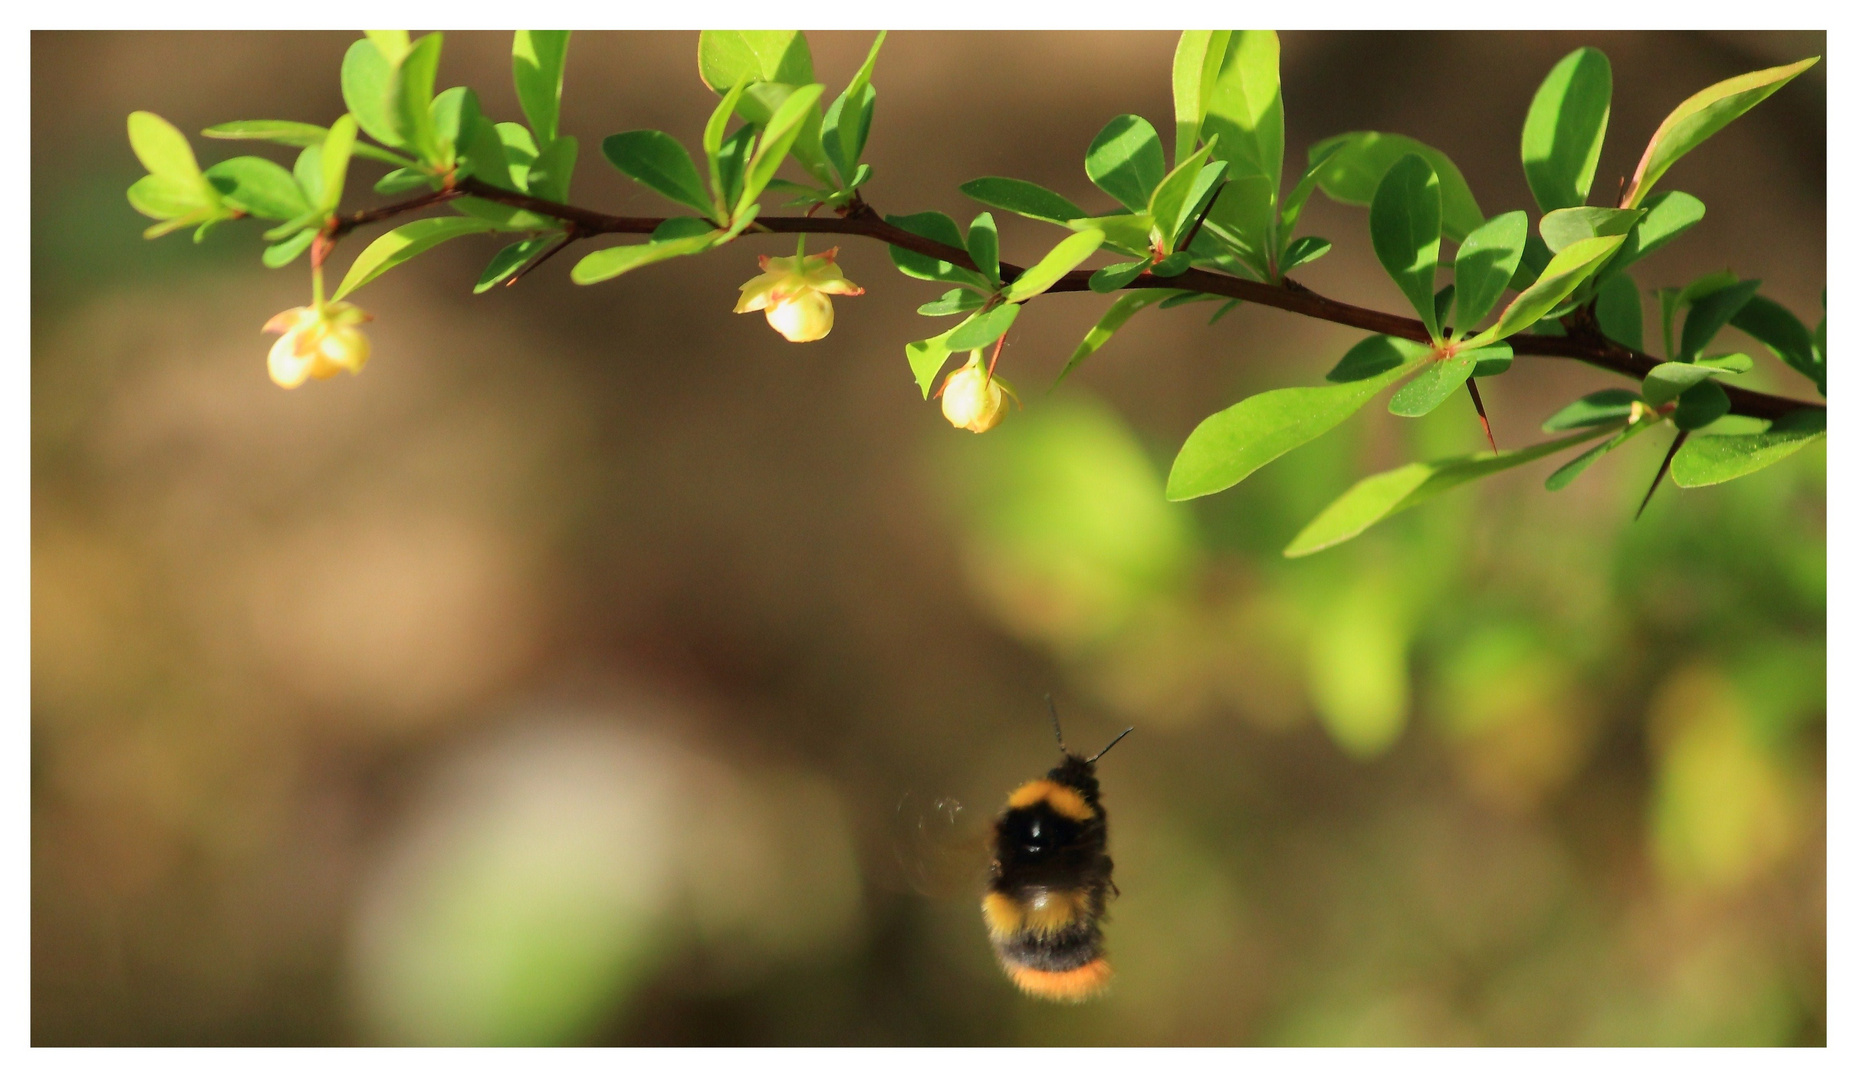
left=503, top=227, right=580, bottom=288
left=308, top=175, right=1823, bottom=423
left=1465, top=376, right=1497, bottom=452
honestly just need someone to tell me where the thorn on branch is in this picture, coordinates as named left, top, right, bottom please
left=1636, top=429, right=1688, bottom=520
left=504, top=227, right=581, bottom=288
left=1465, top=376, right=1497, bottom=451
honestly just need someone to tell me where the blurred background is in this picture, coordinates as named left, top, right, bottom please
left=31, top=30, right=1825, bottom=1045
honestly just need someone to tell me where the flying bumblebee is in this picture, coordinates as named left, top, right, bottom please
left=981, top=701, right=1131, bottom=1003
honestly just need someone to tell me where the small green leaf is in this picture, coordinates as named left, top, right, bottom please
left=1475, top=233, right=1627, bottom=344
left=1451, top=210, right=1528, bottom=332
left=365, top=31, right=411, bottom=64
left=905, top=330, right=958, bottom=397
left=1328, top=334, right=1433, bottom=383
left=341, top=38, right=405, bottom=149
left=128, top=111, right=210, bottom=188
left=698, top=31, right=814, bottom=92
left=1310, top=131, right=1484, bottom=242
left=1068, top=212, right=1159, bottom=257
left=512, top=31, right=571, bottom=146
left=1198, top=31, right=1282, bottom=263
left=945, top=303, right=1020, bottom=351
left=569, top=228, right=719, bottom=285
left=392, top=33, right=445, bottom=165
left=333, top=215, right=496, bottom=300
left=203, top=120, right=412, bottom=167
left=1388, top=349, right=1480, bottom=417
left=1680, top=277, right=1760, bottom=360
left=1544, top=414, right=1659, bottom=490
left=203, top=156, right=308, bottom=220
left=431, top=87, right=482, bottom=160
left=1432, top=284, right=1456, bottom=332
left=1147, top=142, right=1218, bottom=249
left=1608, top=190, right=1705, bottom=272
left=1172, top=30, right=1232, bottom=166
left=1670, top=408, right=1826, bottom=487
left=1522, top=48, right=1613, bottom=212
left=1624, top=56, right=1818, bottom=208
left=292, top=144, right=324, bottom=209
left=1288, top=426, right=1615, bottom=555
left=1542, top=388, right=1644, bottom=431
left=1595, top=271, right=1644, bottom=351
left=1539, top=206, right=1643, bottom=253
left=1055, top=289, right=1182, bottom=386
left=262, top=227, right=317, bottom=268
left=821, top=31, right=885, bottom=183
left=918, top=288, right=986, bottom=317
left=886, top=211, right=984, bottom=286
left=1168, top=354, right=1422, bottom=501
left=1672, top=379, right=1730, bottom=430
left=1369, top=154, right=1444, bottom=338
left=1642, top=361, right=1727, bottom=407
left=1732, top=294, right=1823, bottom=394
left=527, top=135, right=577, bottom=203
left=1004, top=229, right=1104, bottom=302
left=319, top=114, right=359, bottom=212
left=1086, top=114, right=1168, bottom=212
left=474, top=235, right=558, bottom=292
left=374, top=167, right=433, bottom=194
left=1278, top=140, right=1346, bottom=246
left=1090, top=258, right=1153, bottom=293
left=1280, top=235, right=1332, bottom=272
left=127, top=174, right=208, bottom=223
left=603, top=131, right=713, bottom=216
left=966, top=213, right=1001, bottom=286
left=960, top=177, right=1087, bottom=224
left=1697, top=352, right=1753, bottom=374
left=737, top=83, right=825, bottom=215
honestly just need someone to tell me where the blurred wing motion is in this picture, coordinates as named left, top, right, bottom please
left=890, top=790, right=990, bottom=900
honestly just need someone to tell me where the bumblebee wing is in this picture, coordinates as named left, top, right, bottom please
left=888, top=790, right=991, bottom=900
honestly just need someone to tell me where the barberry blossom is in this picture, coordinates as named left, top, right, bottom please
left=263, top=302, right=373, bottom=389
left=939, top=352, right=1013, bottom=433
left=734, top=247, right=864, bottom=342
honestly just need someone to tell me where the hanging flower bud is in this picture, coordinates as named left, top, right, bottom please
left=734, top=247, right=864, bottom=343
left=263, top=301, right=373, bottom=389
left=939, top=352, right=1013, bottom=433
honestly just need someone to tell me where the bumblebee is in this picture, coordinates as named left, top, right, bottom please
left=982, top=701, right=1131, bottom=1003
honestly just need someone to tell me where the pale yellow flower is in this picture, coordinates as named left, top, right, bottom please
left=263, top=302, right=373, bottom=389
left=939, top=352, right=1014, bottom=433
left=734, top=247, right=864, bottom=342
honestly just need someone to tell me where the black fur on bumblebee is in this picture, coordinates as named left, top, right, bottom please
left=982, top=700, right=1132, bottom=1002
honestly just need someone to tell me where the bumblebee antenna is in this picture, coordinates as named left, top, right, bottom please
left=1088, top=727, right=1134, bottom=764
left=1044, top=694, right=1069, bottom=755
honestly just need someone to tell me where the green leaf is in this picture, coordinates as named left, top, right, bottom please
left=1642, top=361, right=1727, bottom=407
left=603, top=131, right=713, bottom=216
left=734, top=81, right=833, bottom=188
left=917, top=288, right=986, bottom=317
left=1388, top=348, right=1492, bottom=417
left=431, top=87, right=482, bottom=163
left=945, top=303, right=1020, bottom=351
left=512, top=31, right=571, bottom=147
left=698, top=31, right=814, bottom=92
left=128, top=111, right=210, bottom=188
left=203, top=156, right=309, bottom=220
left=1543, top=414, right=1659, bottom=490
left=1168, top=353, right=1422, bottom=500
left=127, top=174, right=208, bottom=223
left=822, top=31, right=885, bottom=183
left=569, top=228, right=720, bottom=285
left=1539, top=206, right=1643, bottom=254
left=1288, top=426, right=1616, bottom=556
left=966, top=213, right=1001, bottom=286
left=1280, top=235, right=1332, bottom=272
left=319, top=114, right=359, bottom=212
left=1671, top=408, right=1826, bottom=487
left=341, top=38, right=404, bottom=149
left=262, top=227, right=317, bottom=268
left=1595, top=271, right=1644, bottom=352
left=905, top=330, right=959, bottom=397
left=1147, top=142, right=1219, bottom=249
left=203, top=119, right=413, bottom=167
left=392, top=33, right=445, bottom=165
left=1624, top=56, right=1818, bottom=207
left=374, top=167, right=431, bottom=195
left=1327, top=334, right=1433, bottom=383
left=1474, top=233, right=1627, bottom=344
left=1607, top=190, right=1705, bottom=273
left=1680, top=277, right=1760, bottom=360
left=1004, top=229, right=1104, bottom=302
left=1732, top=294, right=1823, bottom=394
left=886, top=212, right=984, bottom=286
left=1055, top=289, right=1182, bottom=386
left=1086, top=114, right=1168, bottom=212
left=292, top=144, right=324, bottom=208
left=1369, top=154, right=1444, bottom=338
left=474, top=235, right=557, bottom=292
left=1542, top=388, right=1644, bottom=431
left=333, top=215, right=496, bottom=300
left=1069, top=212, right=1159, bottom=257
left=737, top=83, right=825, bottom=215
left=1172, top=30, right=1232, bottom=166
left=527, top=135, right=577, bottom=203
left=1672, top=379, right=1731, bottom=430
left=1198, top=31, right=1282, bottom=263
left=960, top=177, right=1087, bottom=225
left=1277, top=140, right=1345, bottom=246
left=1697, top=352, right=1753, bottom=374
left=365, top=31, right=410, bottom=65
left=1451, top=210, right=1528, bottom=332
left=1089, top=258, right=1152, bottom=293
left=1310, top=131, right=1484, bottom=242
left=1522, top=48, right=1613, bottom=212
